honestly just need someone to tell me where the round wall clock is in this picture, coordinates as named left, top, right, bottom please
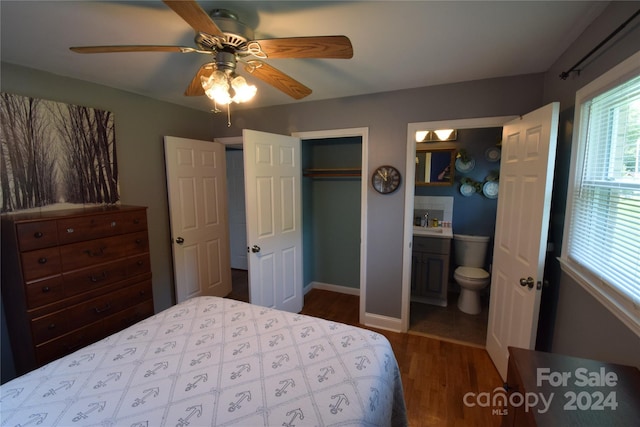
left=372, top=165, right=401, bottom=194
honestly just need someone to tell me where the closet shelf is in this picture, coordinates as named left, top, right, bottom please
left=303, top=168, right=362, bottom=178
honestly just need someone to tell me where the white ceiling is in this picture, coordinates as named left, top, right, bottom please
left=1, top=1, right=609, bottom=112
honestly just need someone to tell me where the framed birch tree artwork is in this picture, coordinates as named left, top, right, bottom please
left=0, top=93, right=119, bottom=213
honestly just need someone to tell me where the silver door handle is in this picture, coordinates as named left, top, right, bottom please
left=175, top=237, right=184, bottom=245
left=519, top=277, right=534, bottom=289
left=251, top=245, right=261, bottom=253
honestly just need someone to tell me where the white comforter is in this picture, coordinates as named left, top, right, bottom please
left=1, top=296, right=407, bottom=426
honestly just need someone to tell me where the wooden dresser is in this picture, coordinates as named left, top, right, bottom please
left=1, top=205, right=154, bottom=375
left=503, top=346, right=640, bottom=426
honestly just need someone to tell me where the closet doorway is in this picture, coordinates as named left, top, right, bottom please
left=221, top=128, right=368, bottom=318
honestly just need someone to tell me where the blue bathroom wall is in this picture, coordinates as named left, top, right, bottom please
left=415, top=127, right=503, bottom=265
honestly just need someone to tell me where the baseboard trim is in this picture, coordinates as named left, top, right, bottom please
left=303, top=282, right=402, bottom=333
left=362, top=312, right=403, bottom=333
left=305, top=281, right=360, bottom=296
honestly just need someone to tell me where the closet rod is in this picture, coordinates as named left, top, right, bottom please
left=559, top=8, right=640, bottom=80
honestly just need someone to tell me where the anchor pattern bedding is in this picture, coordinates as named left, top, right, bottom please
left=0, top=296, right=407, bottom=426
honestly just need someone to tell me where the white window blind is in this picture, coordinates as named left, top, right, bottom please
left=566, top=74, right=640, bottom=309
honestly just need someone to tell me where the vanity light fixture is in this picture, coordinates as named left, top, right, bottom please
left=434, top=129, right=455, bottom=141
left=415, top=129, right=458, bottom=142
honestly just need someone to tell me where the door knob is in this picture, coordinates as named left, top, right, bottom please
left=175, top=237, right=184, bottom=245
left=519, top=277, right=534, bottom=289
left=251, top=245, right=261, bottom=253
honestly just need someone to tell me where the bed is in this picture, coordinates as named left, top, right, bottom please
left=0, top=296, right=407, bottom=426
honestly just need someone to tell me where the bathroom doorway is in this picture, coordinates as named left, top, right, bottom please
left=401, top=116, right=515, bottom=346
left=409, top=294, right=489, bottom=346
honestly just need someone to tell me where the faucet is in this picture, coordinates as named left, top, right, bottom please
left=424, top=213, right=429, bottom=227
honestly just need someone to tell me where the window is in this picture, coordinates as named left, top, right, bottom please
left=561, top=51, right=640, bottom=336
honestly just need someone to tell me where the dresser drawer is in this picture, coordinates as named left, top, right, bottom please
left=26, top=276, right=64, bottom=309
left=21, top=247, right=62, bottom=282
left=35, top=324, right=104, bottom=366
left=125, top=253, right=151, bottom=277
left=31, top=279, right=152, bottom=344
left=31, top=309, right=72, bottom=344
left=103, top=299, right=154, bottom=335
left=57, top=210, right=147, bottom=245
left=59, top=231, right=148, bottom=272
left=16, top=220, right=58, bottom=251
left=63, top=258, right=129, bottom=297
left=69, top=280, right=152, bottom=325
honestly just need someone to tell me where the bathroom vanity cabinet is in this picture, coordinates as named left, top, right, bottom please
left=411, top=236, right=451, bottom=306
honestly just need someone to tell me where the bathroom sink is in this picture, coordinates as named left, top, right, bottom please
left=413, top=225, right=452, bottom=238
left=415, top=225, right=443, bottom=233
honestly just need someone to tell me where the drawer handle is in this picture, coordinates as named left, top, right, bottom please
left=66, top=227, right=74, bottom=233
left=89, top=272, right=108, bottom=283
left=110, top=221, right=117, bottom=227
left=135, top=239, right=142, bottom=244
left=66, top=342, right=83, bottom=352
left=38, top=257, right=47, bottom=264
left=136, top=260, right=144, bottom=266
left=48, top=323, right=56, bottom=330
left=42, top=286, right=51, bottom=293
left=34, top=231, right=43, bottom=238
left=133, top=219, right=140, bottom=224
left=84, top=247, right=105, bottom=257
left=94, top=303, right=112, bottom=314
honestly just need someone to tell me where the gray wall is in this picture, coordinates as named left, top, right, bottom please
left=3, top=0, right=636, bottom=381
left=540, top=2, right=640, bottom=367
left=1, top=62, right=542, bottom=325
left=0, top=63, right=216, bottom=312
left=212, top=75, right=544, bottom=317
left=0, top=63, right=217, bottom=382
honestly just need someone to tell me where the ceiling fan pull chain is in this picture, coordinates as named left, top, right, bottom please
left=227, top=105, right=232, bottom=127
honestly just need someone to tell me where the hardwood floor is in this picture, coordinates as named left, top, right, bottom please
left=228, top=272, right=504, bottom=426
left=300, top=289, right=503, bottom=427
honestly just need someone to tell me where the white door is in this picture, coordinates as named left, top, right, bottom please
left=486, top=103, right=559, bottom=379
left=243, top=129, right=303, bottom=313
left=226, top=149, right=248, bottom=270
left=164, top=136, right=232, bottom=303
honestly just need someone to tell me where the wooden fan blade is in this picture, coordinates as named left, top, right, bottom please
left=70, top=45, right=187, bottom=54
left=163, top=0, right=224, bottom=37
left=244, top=61, right=311, bottom=99
left=185, top=63, right=215, bottom=96
left=252, top=36, right=353, bottom=59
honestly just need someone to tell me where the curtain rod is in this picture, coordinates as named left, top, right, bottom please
left=559, top=8, right=640, bottom=80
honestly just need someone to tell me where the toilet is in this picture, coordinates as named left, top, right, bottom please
left=453, top=234, right=491, bottom=315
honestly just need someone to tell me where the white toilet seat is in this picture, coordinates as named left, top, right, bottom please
left=454, top=266, right=489, bottom=280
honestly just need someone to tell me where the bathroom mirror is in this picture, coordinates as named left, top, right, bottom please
left=415, top=147, right=456, bottom=186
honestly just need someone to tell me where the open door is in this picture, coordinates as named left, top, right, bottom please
left=243, top=129, right=303, bottom=313
left=486, top=103, right=559, bottom=379
left=164, top=136, right=232, bottom=303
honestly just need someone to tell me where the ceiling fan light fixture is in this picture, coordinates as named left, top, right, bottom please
left=201, top=70, right=256, bottom=105
left=201, top=70, right=232, bottom=104
left=230, top=75, right=257, bottom=103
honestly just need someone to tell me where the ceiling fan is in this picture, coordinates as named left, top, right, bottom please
left=69, top=0, right=353, bottom=104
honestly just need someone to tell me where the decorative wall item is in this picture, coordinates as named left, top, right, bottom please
left=0, top=93, right=118, bottom=213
